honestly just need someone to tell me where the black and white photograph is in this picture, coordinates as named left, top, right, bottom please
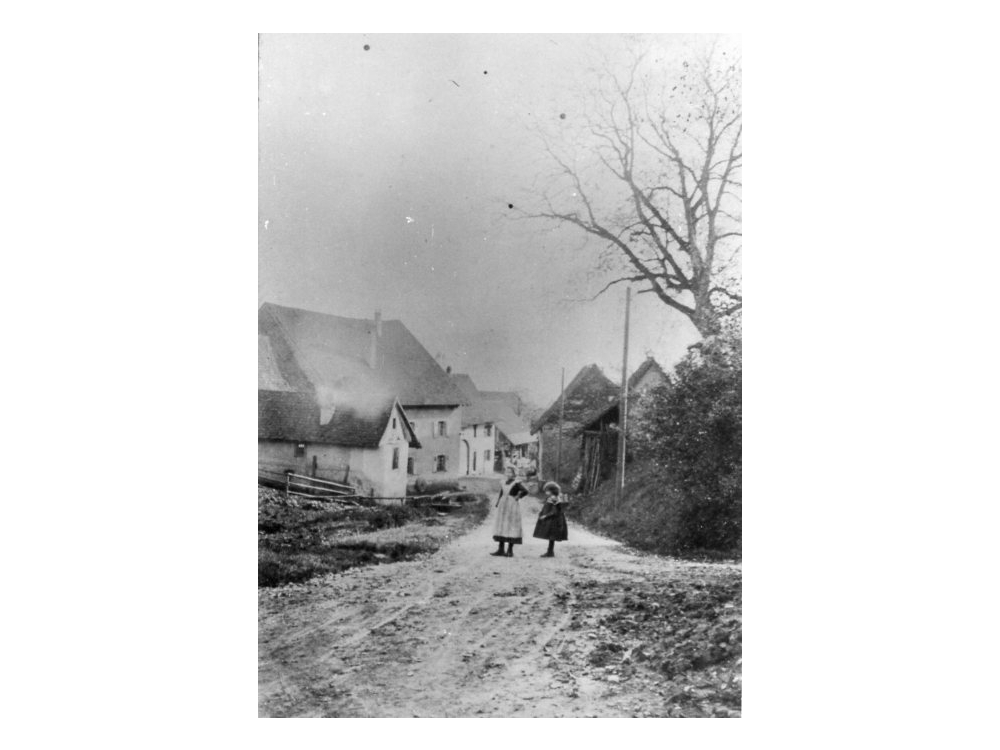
left=258, top=33, right=741, bottom=718
left=14, top=6, right=1000, bottom=741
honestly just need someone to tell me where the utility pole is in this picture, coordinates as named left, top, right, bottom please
left=556, top=367, right=565, bottom=483
left=615, top=287, right=631, bottom=506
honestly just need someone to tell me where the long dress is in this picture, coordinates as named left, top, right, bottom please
left=492, top=480, right=526, bottom=544
left=532, top=497, right=569, bottom=542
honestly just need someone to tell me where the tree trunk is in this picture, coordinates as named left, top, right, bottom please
left=691, top=287, right=722, bottom=338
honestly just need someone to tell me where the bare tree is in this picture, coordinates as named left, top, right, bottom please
left=525, top=38, right=741, bottom=337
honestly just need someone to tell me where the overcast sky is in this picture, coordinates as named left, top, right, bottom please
left=258, top=33, right=719, bottom=407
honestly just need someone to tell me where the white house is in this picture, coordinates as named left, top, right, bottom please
left=450, top=373, right=535, bottom=476
left=258, top=387, right=420, bottom=498
left=259, top=303, right=468, bottom=480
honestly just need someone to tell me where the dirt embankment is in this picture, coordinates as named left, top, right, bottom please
left=259, top=487, right=741, bottom=718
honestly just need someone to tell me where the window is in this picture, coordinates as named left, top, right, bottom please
left=485, top=424, right=492, bottom=436
left=407, top=456, right=415, bottom=475
left=484, top=449, right=491, bottom=462
left=473, top=425, right=477, bottom=437
left=392, top=447, right=400, bottom=470
left=435, top=455, right=447, bottom=472
left=295, top=443, right=306, bottom=457
left=392, top=417, right=397, bottom=429
left=473, top=452, right=477, bottom=471
left=437, top=420, right=447, bottom=437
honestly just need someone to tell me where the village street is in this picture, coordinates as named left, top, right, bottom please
left=258, top=480, right=742, bottom=718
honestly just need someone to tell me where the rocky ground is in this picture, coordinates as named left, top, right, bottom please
left=258, top=485, right=741, bottom=717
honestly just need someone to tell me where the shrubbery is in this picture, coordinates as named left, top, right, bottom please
left=631, top=329, right=741, bottom=554
left=568, top=327, right=741, bottom=558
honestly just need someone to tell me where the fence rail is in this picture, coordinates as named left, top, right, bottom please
left=258, top=469, right=355, bottom=497
left=260, top=474, right=480, bottom=509
left=284, top=472, right=354, bottom=492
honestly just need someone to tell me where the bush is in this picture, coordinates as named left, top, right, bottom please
left=630, top=331, right=741, bottom=554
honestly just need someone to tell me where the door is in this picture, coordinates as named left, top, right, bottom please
left=460, top=440, right=470, bottom=475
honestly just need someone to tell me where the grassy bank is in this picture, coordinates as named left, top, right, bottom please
left=258, top=488, right=489, bottom=587
left=564, top=461, right=740, bottom=561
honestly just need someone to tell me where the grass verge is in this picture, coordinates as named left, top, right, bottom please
left=258, top=488, right=489, bottom=587
left=565, top=461, right=740, bottom=561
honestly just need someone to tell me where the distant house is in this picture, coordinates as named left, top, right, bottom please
left=627, top=356, right=668, bottom=393
left=259, top=303, right=467, bottom=481
left=258, top=388, right=420, bottom=497
left=578, top=357, right=669, bottom=433
left=450, top=373, right=536, bottom=476
left=477, top=390, right=536, bottom=466
left=530, top=364, right=620, bottom=483
left=494, top=417, right=537, bottom=468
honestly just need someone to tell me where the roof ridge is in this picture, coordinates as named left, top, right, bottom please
left=260, top=301, right=403, bottom=326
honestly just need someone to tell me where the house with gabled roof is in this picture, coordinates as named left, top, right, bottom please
left=578, top=356, right=669, bottom=433
left=258, top=386, right=420, bottom=497
left=576, top=356, right=669, bottom=493
left=530, top=364, right=620, bottom=483
left=627, top=356, right=668, bottom=393
left=449, top=373, right=536, bottom=476
left=259, top=303, right=468, bottom=480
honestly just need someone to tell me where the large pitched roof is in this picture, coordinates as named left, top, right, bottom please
left=259, top=303, right=467, bottom=408
left=258, top=389, right=420, bottom=449
left=258, top=390, right=319, bottom=442
left=531, top=364, right=620, bottom=432
left=258, top=335, right=296, bottom=391
left=449, top=373, right=480, bottom=402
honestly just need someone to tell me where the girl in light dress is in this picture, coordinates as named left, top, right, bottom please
left=491, top=466, right=529, bottom=557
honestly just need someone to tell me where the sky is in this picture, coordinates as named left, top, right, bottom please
left=258, top=33, right=719, bottom=407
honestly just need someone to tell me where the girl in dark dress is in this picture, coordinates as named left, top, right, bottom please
left=533, top=481, right=568, bottom=557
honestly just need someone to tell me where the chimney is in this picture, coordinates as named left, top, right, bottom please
left=369, top=311, right=382, bottom=370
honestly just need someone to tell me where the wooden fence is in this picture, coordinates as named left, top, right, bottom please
left=258, top=469, right=473, bottom=510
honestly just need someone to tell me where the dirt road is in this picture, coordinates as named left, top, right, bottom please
left=258, top=484, right=741, bottom=717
